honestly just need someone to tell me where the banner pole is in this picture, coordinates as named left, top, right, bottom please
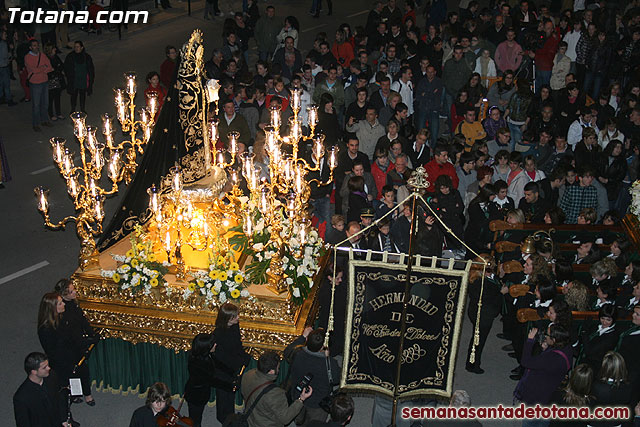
left=391, top=192, right=419, bottom=427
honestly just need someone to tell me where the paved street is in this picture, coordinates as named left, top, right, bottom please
left=0, top=0, right=519, bottom=425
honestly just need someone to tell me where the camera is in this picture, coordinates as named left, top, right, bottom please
left=295, top=373, right=313, bottom=393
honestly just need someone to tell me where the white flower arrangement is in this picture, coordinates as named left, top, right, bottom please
left=100, top=225, right=168, bottom=295
left=229, top=215, right=324, bottom=305
left=184, top=254, right=254, bottom=304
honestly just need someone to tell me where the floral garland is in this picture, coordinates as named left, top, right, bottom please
left=630, top=180, right=640, bottom=220
left=229, top=213, right=324, bottom=305
left=184, top=254, right=253, bottom=304
left=101, top=225, right=169, bottom=295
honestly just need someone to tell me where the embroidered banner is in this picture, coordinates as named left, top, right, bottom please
left=341, top=254, right=470, bottom=398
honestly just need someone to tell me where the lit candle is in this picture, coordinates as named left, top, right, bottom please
left=71, top=112, right=87, bottom=140
left=186, top=202, right=193, bottom=221
left=230, top=169, right=239, bottom=184
left=243, top=213, right=253, bottom=235
left=287, top=194, right=296, bottom=217
left=329, top=146, right=338, bottom=169
left=147, top=92, right=158, bottom=117
left=34, top=187, right=49, bottom=212
left=260, top=188, right=269, bottom=212
left=140, top=107, right=149, bottom=125
left=295, top=168, right=303, bottom=193
left=125, top=72, right=136, bottom=95
left=51, top=138, right=65, bottom=163
left=143, top=125, right=152, bottom=142
left=94, top=196, right=104, bottom=221
left=203, top=221, right=209, bottom=237
left=307, top=105, right=318, bottom=127
left=313, top=137, right=324, bottom=162
left=216, top=150, right=225, bottom=167
left=270, top=107, right=281, bottom=129
left=148, top=184, right=159, bottom=213
left=291, top=88, right=301, bottom=111
left=171, top=167, right=182, bottom=192
left=299, top=226, right=307, bottom=246
left=228, top=132, right=238, bottom=155
left=290, top=118, right=301, bottom=142
left=102, top=113, right=113, bottom=135
left=63, top=149, right=73, bottom=175
left=284, top=160, right=292, bottom=181
left=93, top=146, right=104, bottom=171
left=209, top=119, right=218, bottom=142
left=68, top=174, right=79, bottom=197
left=165, top=231, right=171, bottom=252
left=89, top=178, right=98, bottom=197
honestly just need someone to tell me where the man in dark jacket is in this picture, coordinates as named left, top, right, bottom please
left=415, top=65, right=443, bottom=145
left=13, top=352, right=65, bottom=427
left=285, top=328, right=340, bottom=425
left=218, top=98, right=252, bottom=147
left=241, top=351, right=310, bottom=427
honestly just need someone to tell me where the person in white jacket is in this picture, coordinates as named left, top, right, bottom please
left=508, top=155, right=546, bottom=206
left=562, top=21, right=582, bottom=71
left=474, top=49, right=497, bottom=88
left=550, top=42, right=572, bottom=91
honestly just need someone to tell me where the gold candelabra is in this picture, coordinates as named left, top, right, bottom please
left=147, top=166, right=239, bottom=281
left=34, top=72, right=157, bottom=270
left=229, top=87, right=338, bottom=294
left=110, top=71, right=159, bottom=184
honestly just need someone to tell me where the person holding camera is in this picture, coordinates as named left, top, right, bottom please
left=307, top=393, right=354, bottom=426
left=240, top=351, right=312, bottom=427
left=285, top=327, right=340, bottom=425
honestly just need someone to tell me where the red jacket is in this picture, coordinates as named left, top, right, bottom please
left=424, top=159, right=459, bottom=193
left=331, top=42, right=354, bottom=68
left=534, top=33, right=560, bottom=71
left=372, top=161, right=395, bottom=199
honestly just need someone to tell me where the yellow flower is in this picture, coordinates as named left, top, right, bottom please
left=112, top=273, right=121, bottom=283
left=150, top=278, right=159, bottom=287
left=230, top=262, right=240, bottom=271
left=217, top=256, right=225, bottom=266
left=230, top=289, right=241, bottom=299
left=131, top=259, right=139, bottom=268
left=120, top=264, right=131, bottom=272
left=197, top=280, right=205, bottom=288
left=126, top=249, right=134, bottom=258
left=208, top=270, right=219, bottom=280
left=212, top=287, right=219, bottom=295
left=149, top=270, right=159, bottom=278
left=219, top=272, right=228, bottom=282
left=136, top=243, right=145, bottom=251
left=148, top=253, right=157, bottom=262
left=234, top=274, right=243, bottom=284
left=188, top=282, right=196, bottom=291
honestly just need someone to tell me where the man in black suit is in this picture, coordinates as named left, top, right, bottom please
left=13, top=352, right=67, bottom=427
left=517, top=182, right=549, bottom=223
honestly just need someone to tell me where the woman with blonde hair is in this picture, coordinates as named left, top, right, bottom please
left=591, top=351, right=633, bottom=426
left=564, top=280, right=591, bottom=311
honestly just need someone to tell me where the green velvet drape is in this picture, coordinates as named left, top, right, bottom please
left=88, top=338, right=290, bottom=404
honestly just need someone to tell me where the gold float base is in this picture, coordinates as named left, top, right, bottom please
left=73, top=236, right=321, bottom=356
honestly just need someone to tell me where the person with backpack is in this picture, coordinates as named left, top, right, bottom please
left=238, top=351, right=311, bottom=427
